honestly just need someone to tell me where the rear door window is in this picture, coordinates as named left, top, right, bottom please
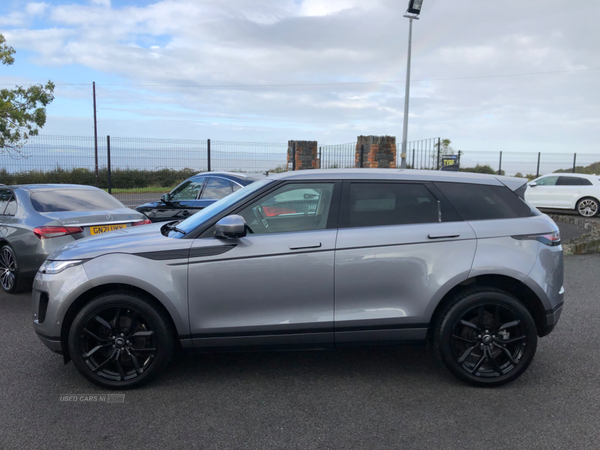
left=202, top=177, right=233, bottom=200
left=435, top=183, right=533, bottom=220
left=30, top=189, right=126, bottom=212
left=341, top=183, right=440, bottom=228
left=557, top=177, right=582, bottom=186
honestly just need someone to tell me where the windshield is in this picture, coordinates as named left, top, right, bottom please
left=168, top=178, right=275, bottom=237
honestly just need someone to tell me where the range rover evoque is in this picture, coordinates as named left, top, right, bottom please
left=32, top=169, right=564, bottom=389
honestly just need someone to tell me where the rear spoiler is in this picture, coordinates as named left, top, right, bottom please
left=496, top=176, right=529, bottom=199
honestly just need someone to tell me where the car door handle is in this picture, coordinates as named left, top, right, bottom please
left=428, top=234, right=460, bottom=239
left=289, top=242, right=322, bottom=250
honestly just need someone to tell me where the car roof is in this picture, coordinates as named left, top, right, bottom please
left=4, top=184, right=105, bottom=192
left=193, top=171, right=266, bottom=182
left=538, top=173, right=598, bottom=179
left=265, top=168, right=527, bottom=189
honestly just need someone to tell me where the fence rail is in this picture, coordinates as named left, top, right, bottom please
left=1, top=134, right=598, bottom=208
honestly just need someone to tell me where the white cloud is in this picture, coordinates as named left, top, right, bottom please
left=0, top=0, right=598, bottom=157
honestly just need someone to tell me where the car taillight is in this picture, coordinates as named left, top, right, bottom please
left=513, top=231, right=561, bottom=247
left=132, top=218, right=152, bottom=226
left=33, top=226, right=84, bottom=239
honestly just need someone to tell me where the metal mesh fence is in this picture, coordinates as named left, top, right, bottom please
left=0, top=134, right=598, bottom=209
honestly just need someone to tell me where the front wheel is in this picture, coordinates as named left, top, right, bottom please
left=576, top=197, right=599, bottom=217
left=433, top=289, right=538, bottom=387
left=68, top=292, right=174, bottom=389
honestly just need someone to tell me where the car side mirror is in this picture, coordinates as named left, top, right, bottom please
left=215, top=215, right=247, bottom=238
left=161, top=193, right=172, bottom=203
left=529, top=182, right=537, bottom=187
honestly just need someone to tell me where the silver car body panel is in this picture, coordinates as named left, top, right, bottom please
left=187, top=229, right=336, bottom=349
left=335, top=221, right=477, bottom=343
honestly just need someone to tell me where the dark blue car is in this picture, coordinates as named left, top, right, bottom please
left=135, top=171, right=264, bottom=222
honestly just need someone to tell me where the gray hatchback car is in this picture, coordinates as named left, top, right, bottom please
left=32, top=169, right=564, bottom=389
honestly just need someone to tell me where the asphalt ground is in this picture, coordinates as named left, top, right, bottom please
left=1, top=255, right=598, bottom=450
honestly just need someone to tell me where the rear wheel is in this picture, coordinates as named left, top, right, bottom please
left=576, top=197, right=599, bottom=217
left=434, top=289, right=538, bottom=387
left=0, top=245, right=29, bottom=294
left=68, top=292, right=174, bottom=389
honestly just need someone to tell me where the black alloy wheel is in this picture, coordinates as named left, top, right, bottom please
left=69, top=293, right=174, bottom=389
left=434, top=289, right=538, bottom=387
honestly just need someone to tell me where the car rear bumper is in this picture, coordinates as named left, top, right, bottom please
left=540, top=302, right=564, bottom=337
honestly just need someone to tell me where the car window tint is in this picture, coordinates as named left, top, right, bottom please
left=30, top=189, right=126, bottom=212
left=536, top=176, right=558, bottom=186
left=202, top=177, right=232, bottom=200
left=344, top=183, right=439, bottom=228
left=557, top=177, right=582, bottom=186
left=237, top=183, right=334, bottom=235
left=435, top=183, right=533, bottom=220
left=170, top=177, right=205, bottom=201
left=0, top=190, right=12, bottom=214
left=580, top=178, right=592, bottom=186
left=4, top=194, right=17, bottom=215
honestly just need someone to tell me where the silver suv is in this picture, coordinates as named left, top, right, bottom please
left=32, top=169, right=564, bottom=389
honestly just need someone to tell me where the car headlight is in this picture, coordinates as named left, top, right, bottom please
left=39, top=260, right=84, bottom=274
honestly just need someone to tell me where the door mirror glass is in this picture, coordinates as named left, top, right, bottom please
left=215, top=215, right=247, bottom=238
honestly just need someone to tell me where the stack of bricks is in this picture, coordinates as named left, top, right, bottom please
left=288, top=140, right=318, bottom=170
left=355, top=135, right=397, bottom=168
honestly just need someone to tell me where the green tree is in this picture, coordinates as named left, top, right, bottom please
left=0, top=34, right=55, bottom=155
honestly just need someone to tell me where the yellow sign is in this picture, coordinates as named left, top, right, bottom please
left=90, top=224, right=127, bottom=235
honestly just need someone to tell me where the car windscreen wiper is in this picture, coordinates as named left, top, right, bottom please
left=163, top=222, right=187, bottom=236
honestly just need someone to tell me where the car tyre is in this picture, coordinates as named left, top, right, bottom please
left=576, top=197, right=599, bottom=217
left=433, top=288, right=538, bottom=387
left=68, top=292, right=174, bottom=389
left=0, top=244, right=29, bottom=294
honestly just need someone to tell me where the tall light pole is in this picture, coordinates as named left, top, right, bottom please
left=400, top=0, right=423, bottom=169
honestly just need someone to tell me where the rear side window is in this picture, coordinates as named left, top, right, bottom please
left=435, top=183, right=533, bottom=221
left=342, top=183, right=439, bottom=228
left=30, top=189, right=126, bottom=212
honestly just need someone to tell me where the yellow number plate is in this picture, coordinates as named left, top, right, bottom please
left=90, top=224, right=127, bottom=235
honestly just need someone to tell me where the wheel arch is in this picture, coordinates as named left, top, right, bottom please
left=59, top=283, right=181, bottom=362
left=427, top=274, right=547, bottom=339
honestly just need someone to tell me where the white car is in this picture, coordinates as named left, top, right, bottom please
left=525, top=173, right=600, bottom=217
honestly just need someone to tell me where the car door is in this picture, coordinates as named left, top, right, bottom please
left=525, top=176, right=558, bottom=208
left=154, top=177, right=207, bottom=222
left=188, top=181, right=341, bottom=350
left=334, top=181, right=477, bottom=345
left=554, top=176, right=585, bottom=209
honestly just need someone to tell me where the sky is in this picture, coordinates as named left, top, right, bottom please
left=1, top=0, right=599, bottom=171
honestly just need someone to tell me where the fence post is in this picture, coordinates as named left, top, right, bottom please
left=498, top=151, right=503, bottom=175
left=207, top=139, right=211, bottom=172
left=536, top=152, right=541, bottom=178
left=573, top=153, right=577, bottom=173
left=436, top=137, right=441, bottom=170
left=106, top=135, right=112, bottom=195
left=412, top=148, right=415, bottom=169
left=457, top=150, right=461, bottom=168
left=93, top=81, right=99, bottom=187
